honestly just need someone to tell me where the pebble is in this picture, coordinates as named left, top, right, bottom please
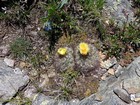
left=37, top=27, right=41, bottom=31
left=48, top=71, right=56, bottom=78
left=0, top=45, right=9, bottom=56
left=24, top=86, right=37, bottom=100
left=133, top=93, right=140, bottom=102
left=99, top=51, right=106, bottom=60
left=70, top=99, right=80, bottom=103
left=26, top=25, right=33, bottom=29
left=101, top=72, right=108, bottom=80
left=29, top=69, right=38, bottom=76
left=45, top=55, right=49, bottom=60
left=130, top=94, right=135, bottom=101
left=4, top=58, right=15, bottom=67
left=113, top=64, right=122, bottom=71
left=100, top=57, right=117, bottom=69
left=30, top=31, right=38, bottom=36
left=134, top=98, right=140, bottom=102
left=33, top=46, right=37, bottom=50
left=107, top=68, right=115, bottom=75
left=105, top=20, right=109, bottom=25
left=95, top=94, right=103, bottom=101
left=114, top=65, right=123, bottom=78
left=19, top=61, right=26, bottom=68
left=14, top=68, right=23, bottom=74
left=39, top=74, right=49, bottom=87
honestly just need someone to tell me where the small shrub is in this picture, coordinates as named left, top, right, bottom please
left=79, top=0, right=105, bottom=23
left=7, top=4, right=30, bottom=27
left=10, top=38, right=31, bottom=58
left=102, top=23, right=140, bottom=58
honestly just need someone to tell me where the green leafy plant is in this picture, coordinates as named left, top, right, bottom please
left=133, top=0, right=140, bottom=7
left=62, top=69, right=79, bottom=85
left=79, top=0, right=105, bottom=23
left=121, top=24, right=140, bottom=47
left=102, top=23, right=140, bottom=58
left=0, top=12, right=7, bottom=20
left=103, top=34, right=123, bottom=57
left=0, top=0, right=30, bottom=27
left=29, top=52, right=45, bottom=68
left=40, top=1, right=76, bottom=51
left=59, top=68, right=79, bottom=99
left=10, top=38, right=31, bottom=58
left=60, top=86, right=72, bottom=100
left=80, top=0, right=105, bottom=11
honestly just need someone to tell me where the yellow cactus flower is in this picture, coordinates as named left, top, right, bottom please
left=79, top=42, right=90, bottom=55
left=57, top=48, right=67, bottom=56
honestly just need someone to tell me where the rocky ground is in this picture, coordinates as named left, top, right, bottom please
left=0, top=0, right=140, bottom=105
left=32, top=56, right=140, bottom=105
left=0, top=51, right=140, bottom=105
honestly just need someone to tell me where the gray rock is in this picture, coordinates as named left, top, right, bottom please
left=78, top=94, right=100, bottom=105
left=69, top=99, right=79, bottom=105
left=134, top=57, right=140, bottom=77
left=122, top=76, right=140, bottom=94
left=4, top=57, right=15, bottom=67
left=103, top=0, right=135, bottom=26
left=113, top=64, right=123, bottom=77
left=31, top=56, right=140, bottom=105
left=32, top=94, right=79, bottom=105
left=113, top=88, right=131, bottom=104
left=32, top=94, right=58, bottom=105
left=58, top=101, right=70, bottom=105
left=0, top=103, right=17, bottom=105
left=100, top=92, right=129, bottom=105
left=115, top=68, right=124, bottom=78
left=0, top=60, right=29, bottom=102
left=120, top=57, right=140, bottom=94
left=94, top=57, right=140, bottom=105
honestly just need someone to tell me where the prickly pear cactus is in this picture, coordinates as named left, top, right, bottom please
left=54, top=43, right=100, bottom=75
left=54, top=47, right=74, bottom=72
left=74, top=44, right=100, bottom=73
